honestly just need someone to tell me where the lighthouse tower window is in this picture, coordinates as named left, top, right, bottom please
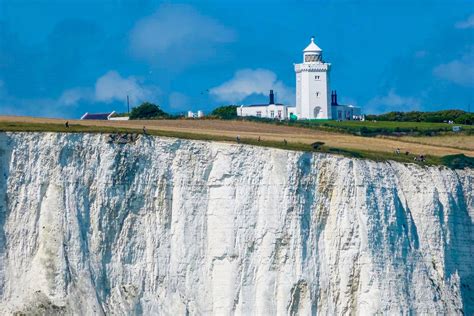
left=305, top=54, right=317, bottom=62
left=305, top=54, right=321, bottom=62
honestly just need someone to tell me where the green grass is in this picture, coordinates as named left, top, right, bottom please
left=320, top=120, right=464, bottom=130
left=245, top=117, right=474, bottom=136
left=318, top=120, right=473, bottom=135
left=0, top=121, right=470, bottom=169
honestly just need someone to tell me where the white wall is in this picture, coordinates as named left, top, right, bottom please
left=295, top=63, right=331, bottom=120
left=188, top=110, right=204, bottom=118
left=331, top=105, right=362, bottom=120
left=108, top=117, right=129, bottom=121
left=238, top=105, right=288, bottom=120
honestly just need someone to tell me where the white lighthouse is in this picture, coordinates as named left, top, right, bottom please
left=236, top=36, right=361, bottom=121
left=295, top=37, right=331, bottom=119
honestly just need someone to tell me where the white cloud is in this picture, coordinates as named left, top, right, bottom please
left=366, top=89, right=421, bottom=113
left=455, top=14, right=474, bottom=29
left=94, top=71, right=158, bottom=104
left=58, top=87, right=93, bottom=106
left=0, top=95, right=73, bottom=118
left=210, top=68, right=294, bottom=104
left=59, top=71, right=160, bottom=106
left=433, top=49, right=474, bottom=87
left=129, top=5, right=235, bottom=66
left=1, top=71, right=161, bottom=117
left=0, top=79, right=70, bottom=117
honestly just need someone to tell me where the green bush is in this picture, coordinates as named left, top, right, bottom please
left=367, top=110, right=474, bottom=124
left=129, top=102, right=169, bottom=120
left=210, top=105, right=238, bottom=119
left=454, top=114, right=473, bottom=125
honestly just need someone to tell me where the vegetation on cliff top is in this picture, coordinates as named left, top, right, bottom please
left=209, top=105, right=239, bottom=119
left=240, top=116, right=474, bottom=137
left=0, top=120, right=472, bottom=169
left=365, top=110, right=474, bottom=125
left=129, top=102, right=170, bottom=119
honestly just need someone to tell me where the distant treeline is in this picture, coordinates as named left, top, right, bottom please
left=366, top=110, right=473, bottom=125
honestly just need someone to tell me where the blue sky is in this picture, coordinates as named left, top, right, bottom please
left=0, top=0, right=473, bottom=118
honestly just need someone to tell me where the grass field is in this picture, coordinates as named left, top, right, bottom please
left=263, top=118, right=474, bottom=136
left=0, top=116, right=473, bottom=168
left=384, top=135, right=474, bottom=151
left=314, top=120, right=473, bottom=131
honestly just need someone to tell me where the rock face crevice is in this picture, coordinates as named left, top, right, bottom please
left=0, top=132, right=472, bottom=315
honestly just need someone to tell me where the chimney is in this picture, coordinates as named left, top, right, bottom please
left=334, top=90, right=338, bottom=105
left=269, top=90, right=274, bottom=104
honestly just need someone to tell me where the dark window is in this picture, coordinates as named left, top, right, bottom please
left=305, top=55, right=317, bottom=62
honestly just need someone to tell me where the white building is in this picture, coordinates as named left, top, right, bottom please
left=237, top=90, right=289, bottom=120
left=295, top=37, right=331, bottom=119
left=330, top=91, right=362, bottom=121
left=187, top=110, right=204, bottom=118
left=80, top=111, right=130, bottom=120
left=236, top=37, right=361, bottom=121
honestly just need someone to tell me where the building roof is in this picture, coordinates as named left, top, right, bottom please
left=243, top=103, right=285, bottom=108
left=80, top=112, right=114, bottom=120
left=332, top=104, right=361, bottom=109
left=303, top=37, right=322, bottom=53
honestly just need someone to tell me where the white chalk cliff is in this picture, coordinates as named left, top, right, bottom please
left=0, top=132, right=472, bottom=315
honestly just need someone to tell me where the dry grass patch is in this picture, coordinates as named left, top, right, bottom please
left=1, top=116, right=473, bottom=157
left=383, top=135, right=474, bottom=151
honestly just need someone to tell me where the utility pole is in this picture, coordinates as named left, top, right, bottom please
left=127, top=95, right=130, bottom=114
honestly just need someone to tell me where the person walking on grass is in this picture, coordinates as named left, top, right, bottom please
left=65, top=121, right=69, bottom=128
left=236, top=135, right=241, bottom=143
left=143, top=126, right=147, bottom=135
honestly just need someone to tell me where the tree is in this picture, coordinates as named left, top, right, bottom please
left=210, top=105, right=238, bottom=119
left=129, top=102, right=168, bottom=119
left=366, top=109, right=473, bottom=124
left=455, top=114, right=473, bottom=125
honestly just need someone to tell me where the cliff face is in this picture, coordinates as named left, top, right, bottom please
left=0, top=132, right=472, bottom=315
